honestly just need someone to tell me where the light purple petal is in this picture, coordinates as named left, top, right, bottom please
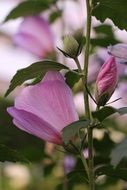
left=7, top=107, right=62, bottom=144
left=15, top=71, right=78, bottom=133
left=14, top=16, right=54, bottom=57
left=108, top=44, right=127, bottom=60
left=42, top=70, right=65, bottom=82
left=19, top=16, right=53, bottom=43
left=14, top=33, right=46, bottom=58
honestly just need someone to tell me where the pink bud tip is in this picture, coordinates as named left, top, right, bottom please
left=95, top=56, right=118, bottom=106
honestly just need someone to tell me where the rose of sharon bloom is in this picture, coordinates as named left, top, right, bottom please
left=7, top=71, right=78, bottom=145
left=95, top=56, right=118, bottom=106
left=14, top=16, right=54, bottom=58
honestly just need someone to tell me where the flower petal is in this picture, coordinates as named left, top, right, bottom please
left=15, top=71, right=78, bottom=132
left=7, top=107, right=62, bottom=144
left=42, top=70, right=65, bottom=82
left=14, top=16, right=54, bottom=56
left=19, top=16, right=53, bottom=44
left=108, top=44, right=127, bottom=60
left=14, top=33, right=46, bottom=58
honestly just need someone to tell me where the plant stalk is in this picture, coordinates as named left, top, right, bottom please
left=84, top=0, right=91, bottom=119
left=80, top=151, right=89, bottom=181
left=87, top=127, right=94, bottom=190
left=74, top=0, right=94, bottom=188
left=84, top=0, right=94, bottom=189
left=74, top=58, right=82, bottom=74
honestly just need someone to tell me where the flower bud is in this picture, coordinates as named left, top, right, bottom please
left=58, top=35, right=80, bottom=59
left=64, top=35, right=79, bottom=58
left=95, top=56, right=118, bottom=106
left=73, top=29, right=84, bottom=54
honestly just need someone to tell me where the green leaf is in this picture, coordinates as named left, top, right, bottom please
left=90, top=24, right=119, bottom=47
left=90, top=37, right=119, bottom=47
left=92, top=0, right=127, bottom=31
left=92, top=106, right=117, bottom=122
left=67, top=170, right=88, bottom=183
left=94, top=133, right=114, bottom=158
left=65, top=70, right=81, bottom=88
left=49, top=10, right=62, bottom=23
left=95, top=165, right=127, bottom=181
left=56, top=169, right=87, bottom=190
left=62, top=120, right=90, bottom=144
left=92, top=106, right=127, bottom=122
left=93, top=24, right=114, bottom=37
left=110, top=139, right=127, bottom=167
left=5, top=60, right=68, bottom=97
left=43, top=162, right=56, bottom=177
left=0, top=144, right=29, bottom=163
left=118, top=107, right=127, bottom=115
left=4, top=0, right=57, bottom=22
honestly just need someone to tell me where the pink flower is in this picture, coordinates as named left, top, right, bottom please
left=95, top=56, right=118, bottom=106
left=7, top=71, right=78, bottom=145
left=14, top=16, right=54, bottom=58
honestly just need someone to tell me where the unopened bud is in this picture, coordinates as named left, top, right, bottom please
left=63, top=35, right=79, bottom=58
left=95, top=56, right=118, bottom=106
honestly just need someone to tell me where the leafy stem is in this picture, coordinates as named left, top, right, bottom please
left=80, top=151, right=89, bottom=181
left=84, top=0, right=94, bottom=189
left=74, top=57, right=82, bottom=74
left=84, top=0, right=91, bottom=119
left=74, top=1, right=94, bottom=188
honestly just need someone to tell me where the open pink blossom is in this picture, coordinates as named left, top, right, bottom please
left=7, top=71, right=78, bottom=145
left=95, top=56, right=118, bottom=106
left=14, top=16, right=54, bottom=58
